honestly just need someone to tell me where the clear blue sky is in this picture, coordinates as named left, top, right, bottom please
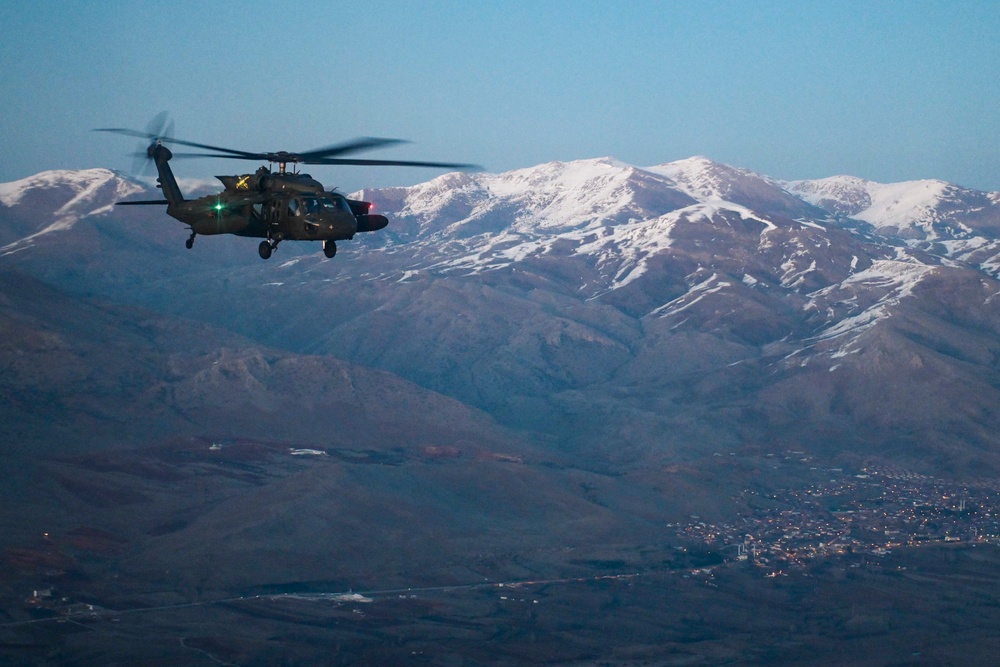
left=2, top=0, right=998, bottom=192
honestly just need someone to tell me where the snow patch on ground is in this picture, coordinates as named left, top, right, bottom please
left=648, top=272, right=732, bottom=318
left=807, top=260, right=936, bottom=345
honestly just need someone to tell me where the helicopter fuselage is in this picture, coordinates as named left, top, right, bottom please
left=98, top=117, right=476, bottom=259
left=174, top=184, right=362, bottom=241
left=171, top=177, right=375, bottom=243
left=144, top=143, right=387, bottom=259
left=98, top=119, right=476, bottom=259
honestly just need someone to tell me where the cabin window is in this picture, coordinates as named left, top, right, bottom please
left=287, top=198, right=300, bottom=216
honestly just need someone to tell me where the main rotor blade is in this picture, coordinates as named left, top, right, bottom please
left=94, top=127, right=263, bottom=159
left=187, top=137, right=415, bottom=162
left=97, top=130, right=409, bottom=162
left=97, top=124, right=480, bottom=171
left=167, top=152, right=254, bottom=159
left=296, top=137, right=409, bottom=160
left=165, top=153, right=479, bottom=171
left=94, top=127, right=162, bottom=140
left=307, top=157, right=482, bottom=170
left=154, top=137, right=263, bottom=159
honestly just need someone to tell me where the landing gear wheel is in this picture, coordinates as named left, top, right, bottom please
left=258, top=240, right=273, bottom=260
left=323, top=240, right=337, bottom=259
left=185, top=232, right=196, bottom=249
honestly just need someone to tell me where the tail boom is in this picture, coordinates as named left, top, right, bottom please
left=149, top=143, right=185, bottom=208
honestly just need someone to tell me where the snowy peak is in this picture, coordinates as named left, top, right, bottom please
left=354, top=157, right=873, bottom=300
left=475, top=158, right=692, bottom=231
left=354, top=156, right=987, bottom=290
left=373, top=158, right=697, bottom=243
left=647, top=157, right=826, bottom=221
left=785, top=175, right=1000, bottom=240
left=0, top=168, right=142, bottom=209
left=488, top=157, right=636, bottom=194
left=0, top=168, right=146, bottom=253
left=335, top=157, right=1000, bottom=354
left=782, top=175, right=874, bottom=217
left=379, top=155, right=835, bottom=248
left=5, top=159, right=999, bottom=282
left=647, top=156, right=755, bottom=200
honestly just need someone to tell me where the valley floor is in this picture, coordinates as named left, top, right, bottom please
left=2, top=543, right=999, bottom=666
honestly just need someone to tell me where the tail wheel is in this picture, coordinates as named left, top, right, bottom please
left=258, top=241, right=273, bottom=260
left=323, top=240, right=337, bottom=259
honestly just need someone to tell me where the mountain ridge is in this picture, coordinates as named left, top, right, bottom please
left=3, top=157, right=1000, bottom=478
left=6, top=158, right=1000, bottom=662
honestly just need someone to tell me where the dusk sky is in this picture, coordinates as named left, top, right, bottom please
left=2, top=0, right=998, bottom=192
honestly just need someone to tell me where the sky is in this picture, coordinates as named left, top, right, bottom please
left=1, top=0, right=998, bottom=193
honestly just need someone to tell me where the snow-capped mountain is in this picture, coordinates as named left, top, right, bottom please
left=353, top=157, right=996, bottom=336
left=0, top=169, right=143, bottom=254
left=784, top=174, right=1000, bottom=239
left=4, top=158, right=1000, bottom=476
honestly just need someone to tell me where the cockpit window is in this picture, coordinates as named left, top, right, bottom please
left=329, top=193, right=353, bottom=213
left=302, top=196, right=324, bottom=214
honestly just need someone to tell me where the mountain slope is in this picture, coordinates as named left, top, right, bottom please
left=0, top=269, right=719, bottom=601
left=3, top=159, right=1000, bottom=477
left=0, top=270, right=521, bottom=458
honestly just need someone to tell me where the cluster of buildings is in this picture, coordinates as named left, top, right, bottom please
left=672, top=456, right=1000, bottom=571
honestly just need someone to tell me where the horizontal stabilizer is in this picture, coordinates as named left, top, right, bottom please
left=116, top=199, right=170, bottom=206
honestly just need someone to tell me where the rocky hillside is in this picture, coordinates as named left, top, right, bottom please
left=3, top=158, right=1000, bottom=476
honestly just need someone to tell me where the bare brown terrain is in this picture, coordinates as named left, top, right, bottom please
left=5, top=166, right=1000, bottom=664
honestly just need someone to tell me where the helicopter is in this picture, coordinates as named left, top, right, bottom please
left=96, top=115, right=478, bottom=260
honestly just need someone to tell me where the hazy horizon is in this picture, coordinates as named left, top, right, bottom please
left=1, top=0, right=998, bottom=192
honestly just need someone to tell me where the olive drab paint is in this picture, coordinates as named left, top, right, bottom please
left=95, top=118, right=478, bottom=260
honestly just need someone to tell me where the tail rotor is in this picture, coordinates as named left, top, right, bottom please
left=133, top=112, right=174, bottom=177
left=95, top=111, right=174, bottom=178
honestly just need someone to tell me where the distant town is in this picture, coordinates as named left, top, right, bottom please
left=15, top=447, right=1000, bottom=625
left=673, top=451, right=1000, bottom=574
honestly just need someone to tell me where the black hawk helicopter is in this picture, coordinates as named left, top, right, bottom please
left=96, top=115, right=477, bottom=259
